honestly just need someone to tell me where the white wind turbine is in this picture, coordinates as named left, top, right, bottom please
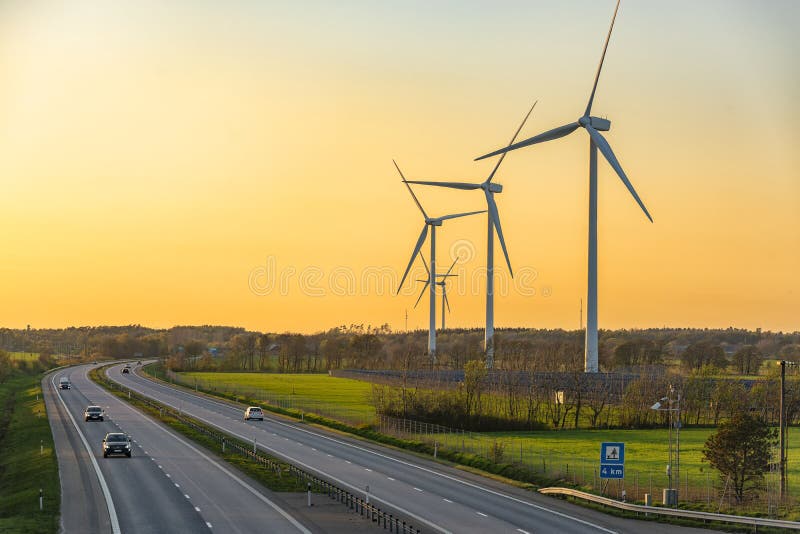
left=404, top=101, right=537, bottom=369
left=395, top=161, right=485, bottom=363
left=476, top=0, right=652, bottom=373
left=414, top=257, right=459, bottom=331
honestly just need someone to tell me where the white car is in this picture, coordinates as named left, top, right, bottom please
left=244, top=407, right=264, bottom=421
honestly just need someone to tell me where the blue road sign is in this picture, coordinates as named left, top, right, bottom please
left=600, top=442, right=625, bottom=464
left=600, top=464, right=624, bottom=479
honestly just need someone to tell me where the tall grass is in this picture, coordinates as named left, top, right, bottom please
left=0, top=372, right=59, bottom=533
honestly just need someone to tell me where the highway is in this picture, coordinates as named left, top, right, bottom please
left=109, top=362, right=717, bottom=534
left=45, top=364, right=314, bottom=534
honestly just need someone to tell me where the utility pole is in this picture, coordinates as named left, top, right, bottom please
left=405, top=309, right=408, bottom=332
left=779, top=360, right=796, bottom=499
left=580, top=298, right=583, bottom=331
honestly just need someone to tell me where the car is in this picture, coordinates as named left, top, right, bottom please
left=59, top=377, right=71, bottom=389
left=84, top=406, right=104, bottom=422
left=244, top=407, right=264, bottom=421
left=137, top=360, right=142, bottom=366
left=121, top=367, right=130, bottom=374
left=102, top=433, right=132, bottom=458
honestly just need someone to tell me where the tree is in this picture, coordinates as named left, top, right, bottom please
left=732, top=345, right=762, bottom=375
left=702, top=412, right=777, bottom=502
left=681, top=341, right=726, bottom=371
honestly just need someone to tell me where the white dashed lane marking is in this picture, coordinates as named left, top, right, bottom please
left=517, top=529, right=531, bottom=534
left=387, top=477, right=395, bottom=481
left=413, top=487, right=423, bottom=492
left=195, top=506, right=201, bottom=512
left=365, top=468, right=372, bottom=472
left=476, top=512, right=487, bottom=517
left=206, top=521, right=213, bottom=529
left=443, top=498, right=452, bottom=503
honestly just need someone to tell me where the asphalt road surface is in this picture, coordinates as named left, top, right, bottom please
left=45, top=364, right=313, bottom=534
left=108, top=363, right=717, bottom=534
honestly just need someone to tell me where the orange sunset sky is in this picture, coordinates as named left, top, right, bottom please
left=0, top=1, right=798, bottom=333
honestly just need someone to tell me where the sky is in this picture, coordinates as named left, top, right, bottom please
left=0, top=1, right=798, bottom=334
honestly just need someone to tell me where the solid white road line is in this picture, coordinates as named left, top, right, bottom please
left=51, top=374, right=121, bottom=534
left=99, top=368, right=312, bottom=534
left=124, top=386, right=453, bottom=534
left=131, top=371, right=616, bottom=533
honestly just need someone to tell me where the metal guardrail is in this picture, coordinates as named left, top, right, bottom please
left=539, top=487, right=800, bottom=530
left=96, top=371, right=421, bottom=534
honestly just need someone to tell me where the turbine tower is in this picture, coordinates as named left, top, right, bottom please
left=476, top=0, right=652, bottom=373
left=395, top=161, right=485, bottom=363
left=404, top=101, right=537, bottom=369
left=414, top=257, right=459, bottom=331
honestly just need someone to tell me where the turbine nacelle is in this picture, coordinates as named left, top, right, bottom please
left=483, top=182, right=503, bottom=193
left=425, top=218, right=444, bottom=227
left=579, top=116, right=611, bottom=131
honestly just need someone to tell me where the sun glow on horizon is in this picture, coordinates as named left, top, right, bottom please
left=0, top=1, right=797, bottom=334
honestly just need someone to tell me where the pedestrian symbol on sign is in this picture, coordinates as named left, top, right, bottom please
left=605, top=446, right=619, bottom=461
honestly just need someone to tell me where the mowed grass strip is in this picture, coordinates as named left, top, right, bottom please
left=181, top=372, right=376, bottom=422
left=0, top=372, right=59, bottom=534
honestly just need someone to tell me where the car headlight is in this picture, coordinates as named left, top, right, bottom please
left=125, top=444, right=130, bottom=448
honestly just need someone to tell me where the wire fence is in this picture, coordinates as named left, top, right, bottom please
left=377, top=414, right=791, bottom=516
left=156, top=367, right=795, bottom=518
left=99, top=374, right=421, bottom=534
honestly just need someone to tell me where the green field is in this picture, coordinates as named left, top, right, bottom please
left=180, top=372, right=376, bottom=424
left=176, top=369, right=800, bottom=508
left=7, top=352, right=40, bottom=362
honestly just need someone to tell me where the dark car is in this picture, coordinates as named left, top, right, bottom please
left=121, top=367, right=130, bottom=374
left=84, top=406, right=104, bottom=422
left=102, top=433, right=131, bottom=458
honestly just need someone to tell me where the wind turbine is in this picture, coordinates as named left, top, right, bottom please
left=414, top=257, right=459, bottom=331
left=475, top=0, right=652, bottom=373
left=404, top=101, right=537, bottom=369
left=395, top=161, right=485, bottom=363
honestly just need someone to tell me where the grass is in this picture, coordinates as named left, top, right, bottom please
left=7, top=352, right=40, bottom=362
left=0, top=372, right=59, bottom=534
left=180, top=371, right=376, bottom=424
left=173, top=368, right=800, bottom=514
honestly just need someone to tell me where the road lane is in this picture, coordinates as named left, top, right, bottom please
left=52, top=364, right=312, bottom=534
left=44, top=371, right=112, bottom=534
left=115, top=364, right=718, bottom=534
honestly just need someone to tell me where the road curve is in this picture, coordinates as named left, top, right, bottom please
left=113, top=363, right=718, bottom=534
left=47, top=364, right=313, bottom=534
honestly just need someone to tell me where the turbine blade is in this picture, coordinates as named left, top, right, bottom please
left=487, top=100, right=538, bottom=183
left=444, top=257, right=458, bottom=277
left=444, top=290, right=451, bottom=314
left=397, top=225, right=429, bottom=294
left=393, top=160, right=428, bottom=219
left=437, top=209, right=486, bottom=222
left=405, top=180, right=481, bottom=190
left=414, top=280, right=430, bottom=309
left=584, top=0, right=621, bottom=117
left=586, top=125, right=653, bottom=223
left=420, top=254, right=430, bottom=276
left=475, top=122, right=580, bottom=161
left=486, top=190, right=513, bottom=277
